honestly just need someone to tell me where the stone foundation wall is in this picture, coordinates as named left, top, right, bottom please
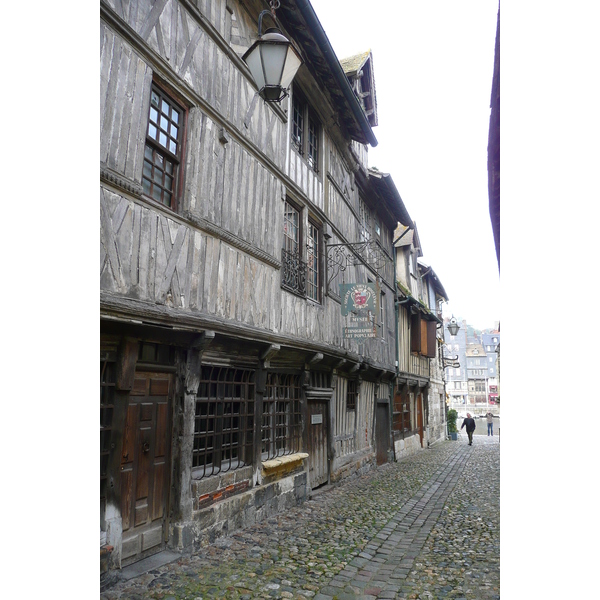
left=330, top=448, right=376, bottom=484
left=393, top=433, right=423, bottom=460
left=171, top=456, right=309, bottom=550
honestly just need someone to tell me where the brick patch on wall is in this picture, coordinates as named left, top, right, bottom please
left=194, top=480, right=250, bottom=510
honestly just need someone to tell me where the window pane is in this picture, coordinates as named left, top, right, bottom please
left=142, top=178, right=152, bottom=196
left=160, top=115, right=169, bottom=131
left=151, top=91, right=160, bottom=107
left=153, top=169, right=163, bottom=184
left=148, top=124, right=157, bottom=139
left=165, top=161, right=173, bottom=175
left=164, top=174, right=173, bottom=191
left=143, top=160, right=153, bottom=179
left=161, top=99, right=170, bottom=115
left=144, top=145, right=153, bottom=160
left=172, top=110, right=179, bottom=124
left=169, top=140, right=177, bottom=154
left=154, top=152, right=164, bottom=168
left=152, top=186, right=162, bottom=201
left=171, top=124, right=178, bottom=139
left=150, top=107, right=158, bottom=124
left=159, top=132, right=168, bottom=147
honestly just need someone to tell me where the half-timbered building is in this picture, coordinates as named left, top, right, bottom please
left=392, top=223, right=448, bottom=459
left=100, top=0, right=412, bottom=579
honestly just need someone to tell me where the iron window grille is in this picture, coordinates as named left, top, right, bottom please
left=100, top=357, right=116, bottom=532
left=346, top=379, right=357, bottom=411
left=261, top=373, right=303, bottom=460
left=143, top=85, right=183, bottom=209
left=282, top=199, right=306, bottom=296
left=306, top=221, right=320, bottom=302
left=192, top=366, right=255, bottom=480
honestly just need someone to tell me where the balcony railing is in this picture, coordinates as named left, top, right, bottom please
left=408, top=353, right=430, bottom=377
left=281, top=248, right=307, bottom=296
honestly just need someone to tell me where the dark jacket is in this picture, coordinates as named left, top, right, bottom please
left=461, top=417, right=476, bottom=433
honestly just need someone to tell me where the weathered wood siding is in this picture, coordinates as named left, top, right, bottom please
left=184, top=108, right=283, bottom=259
left=101, top=188, right=281, bottom=328
left=102, top=0, right=288, bottom=172
left=100, top=22, right=153, bottom=182
left=100, top=0, right=396, bottom=363
left=333, top=377, right=375, bottom=460
left=288, top=147, right=324, bottom=211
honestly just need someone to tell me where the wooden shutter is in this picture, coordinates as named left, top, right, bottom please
left=420, top=319, right=429, bottom=356
left=425, top=321, right=437, bottom=358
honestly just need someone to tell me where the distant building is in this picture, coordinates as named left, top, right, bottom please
left=443, top=319, right=468, bottom=405
left=466, top=344, right=488, bottom=404
left=481, top=332, right=500, bottom=404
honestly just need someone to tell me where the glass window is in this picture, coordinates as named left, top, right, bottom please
left=291, top=88, right=320, bottom=172
left=143, top=84, right=184, bottom=210
left=306, top=222, right=320, bottom=302
left=282, top=199, right=307, bottom=296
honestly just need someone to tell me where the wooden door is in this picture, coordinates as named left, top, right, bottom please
left=307, top=401, right=328, bottom=489
left=375, top=402, right=390, bottom=465
left=120, top=372, right=172, bottom=565
left=416, top=393, right=424, bottom=446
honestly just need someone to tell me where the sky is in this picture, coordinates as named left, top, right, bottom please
left=310, top=0, right=500, bottom=330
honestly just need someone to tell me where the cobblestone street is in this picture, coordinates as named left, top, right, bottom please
left=101, top=435, right=499, bottom=600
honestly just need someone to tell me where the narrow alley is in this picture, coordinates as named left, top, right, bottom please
left=101, top=435, right=500, bottom=600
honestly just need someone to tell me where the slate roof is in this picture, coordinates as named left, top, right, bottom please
left=275, top=2, right=377, bottom=146
left=339, top=50, right=371, bottom=75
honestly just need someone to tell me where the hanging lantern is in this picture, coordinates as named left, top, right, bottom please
left=447, top=316, right=460, bottom=337
left=242, top=3, right=303, bottom=103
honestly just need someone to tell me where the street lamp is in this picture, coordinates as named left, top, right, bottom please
left=242, top=1, right=303, bottom=103
left=447, top=316, right=460, bottom=337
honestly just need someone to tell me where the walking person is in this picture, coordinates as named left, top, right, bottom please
left=461, top=413, right=476, bottom=446
left=486, top=411, right=494, bottom=436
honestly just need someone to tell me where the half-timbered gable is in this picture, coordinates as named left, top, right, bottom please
left=100, top=0, right=411, bottom=582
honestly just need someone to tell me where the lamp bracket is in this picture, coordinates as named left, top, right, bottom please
left=258, top=5, right=280, bottom=36
left=326, top=239, right=392, bottom=286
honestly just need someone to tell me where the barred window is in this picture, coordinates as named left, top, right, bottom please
left=282, top=199, right=307, bottom=296
left=100, top=357, right=116, bottom=531
left=306, top=221, right=320, bottom=302
left=347, top=379, right=357, bottom=411
left=192, top=366, right=255, bottom=479
left=261, top=373, right=302, bottom=460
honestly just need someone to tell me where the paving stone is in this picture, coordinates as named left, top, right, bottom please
left=101, top=437, right=499, bottom=600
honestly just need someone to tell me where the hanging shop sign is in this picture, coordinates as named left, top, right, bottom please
left=339, top=283, right=379, bottom=339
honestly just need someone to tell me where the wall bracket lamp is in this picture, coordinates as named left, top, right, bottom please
left=242, top=1, right=303, bottom=103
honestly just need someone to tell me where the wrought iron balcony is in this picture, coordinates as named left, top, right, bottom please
left=281, top=248, right=307, bottom=296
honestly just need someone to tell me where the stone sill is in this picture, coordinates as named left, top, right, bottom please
left=262, top=453, right=308, bottom=473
